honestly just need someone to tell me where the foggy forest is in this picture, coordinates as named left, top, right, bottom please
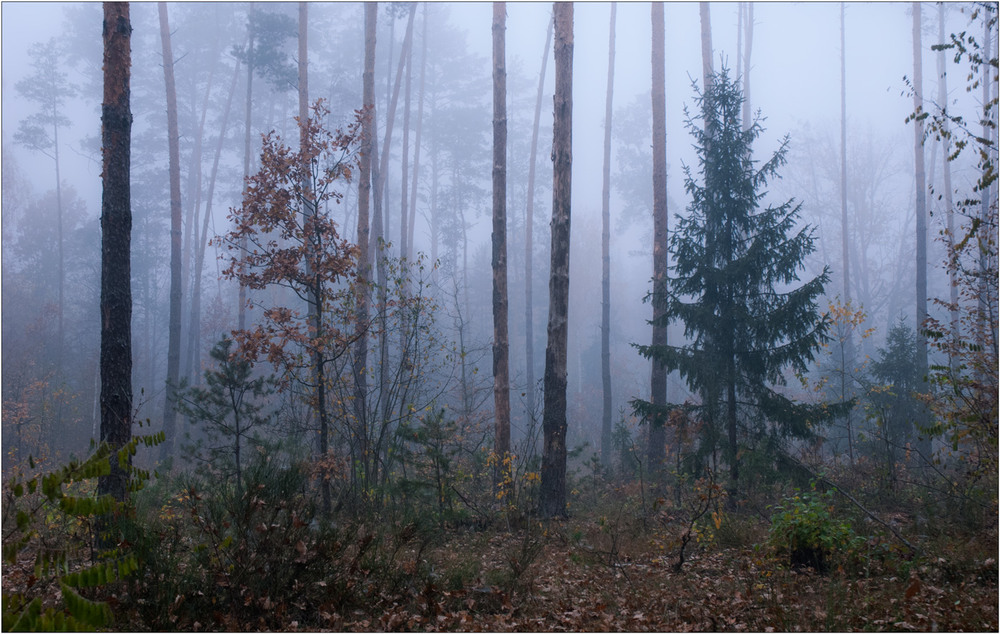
left=1, top=2, right=997, bottom=631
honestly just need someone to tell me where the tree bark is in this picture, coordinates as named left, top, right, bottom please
left=239, top=5, right=256, bottom=333
left=99, top=1, right=133, bottom=503
left=937, top=3, right=958, bottom=354
left=298, top=1, right=330, bottom=515
left=189, top=55, right=241, bottom=386
left=492, top=2, right=511, bottom=471
left=699, top=2, right=713, bottom=91
left=159, top=1, right=182, bottom=462
left=540, top=1, right=572, bottom=520
left=742, top=3, right=754, bottom=130
left=840, top=2, right=854, bottom=462
left=406, top=3, right=428, bottom=260
left=736, top=3, right=743, bottom=97
left=912, top=2, right=930, bottom=456
left=55, top=114, right=65, bottom=375
left=376, top=2, right=417, bottom=253
left=369, top=5, right=415, bottom=449
left=400, top=11, right=413, bottom=262
left=354, top=1, right=377, bottom=491
left=525, top=12, right=553, bottom=425
left=600, top=3, right=617, bottom=470
left=182, top=39, right=219, bottom=384
left=978, top=10, right=993, bottom=349
left=299, top=2, right=309, bottom=153
left=648, top=1, right=669, bottom=479
left=840, top=2, right=850, bottom=304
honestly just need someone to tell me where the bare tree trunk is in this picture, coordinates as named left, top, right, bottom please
left=368, top=6, right=416, bottom=455
left=239, top=5, right=255, bottom=333
left=181, top=35, right=221, bottom=383
left=354, top=2, right=377, bottom=494
left=370, top=121, right=390, bottom=484
left=840, top=2, right=850, bottom=304
left=297, top=1, right=331, bottom=515
left=601, top=2, right=617, bottom=470
left=540, top=1, right=572, bottom=520
left=189, top=55, right=240, bottom=386
left=736, top=3, right=743, bottom=96
left=182, top=42, right=218, bottom=384
left=525, top=12, right=553, bottom=425
left=406, top=3, right=428, bottom=259
left=912, top=2, right=930, bottom=456
left=54, top=121, right=65, bottom=375
left=99, top=1, right=133, bottom=503
left=159, top=1, right=182, bottom=462
left=430, top=116, right=439, bottom=283
left=978, top=11, right=994, bottom=350
left=937, top=3, right=958, bottom=358
left=377, top=2, right=417, bottom=251
left=840, top=2, right=854, bottom=463
left=700, top=2, right=713, bottom=91
left=400, top=12, right=413, bottom=262
left=648, top=1, right=669, bottom=480
left=742, top=3, right=754, bottom=130
left=492, top=1, right=511, bottom=472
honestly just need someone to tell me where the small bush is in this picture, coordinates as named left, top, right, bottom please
left=768, top=484, right=862, bottom=573
left=2, top=434, right=162, bottom=631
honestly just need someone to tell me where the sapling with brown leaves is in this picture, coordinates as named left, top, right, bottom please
left=216, top=100, right=360, bottom=514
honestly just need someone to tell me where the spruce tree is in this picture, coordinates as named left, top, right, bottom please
left=635, top=68, right=830, bottom=496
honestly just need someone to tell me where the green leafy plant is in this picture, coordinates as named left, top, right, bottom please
left=2, top=433, right=163, bottom=631
left=768, top=483, right=861, bottom=573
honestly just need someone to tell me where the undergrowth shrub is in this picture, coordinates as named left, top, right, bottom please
left=121, top=445, right=441, bottom=630
left=768, top=484, right=863, bottom=573
left=2, top=433, right=162, bottom=631
left=139, top=450, right=328, bottom=628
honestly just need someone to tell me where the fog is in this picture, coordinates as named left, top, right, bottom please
left=1, top=1, right=990, bottom=465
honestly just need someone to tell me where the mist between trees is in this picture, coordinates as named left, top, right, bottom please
left=2, top=2, right=996, bottom=631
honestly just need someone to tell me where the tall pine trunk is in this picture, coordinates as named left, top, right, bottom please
left=400, top=16, right=413, bottom=262
left=377, top=3, right=417, bottom=247
left=938, top=3, right=958, bottom=355
left=978, top=12, right=994, bottom=351
left=99, top=1, right=133, bottom=503
left=742, top=3, right=753, bottom=130
left=492, top=1, right=511, bottom=471
left=600, top=3, right=617, bottom=470
left=525, top=13, right=553, bottom=424
left=354, top=2, right=377, bottom=493
left=736, top=4, right=743, bottom=97
left=55, top=111, right=65, bottom=375
left=648, top=1, right=669, bottom=479
left=840, top=2, right=854, bottom=462
left=840, top=2, right=850, bottom=304
left=182, top=41, right=217, bottom=383
left=159, top=1, right=182, bottom=462
left=239, top=6, right=255, bottom=333
left=298, top=1, right=331, bottom=515
left=182, top=34, right=222, bottom=383
left=189, top=55, right=241, bottom=385
left=406, top=3, right=428, bottom=259
left=540, top=1, right=572, bottom=520
left=912, top=2, right=929, bottom=455
left=371, top=5, right=415, bottom=456
left=699, top=3, right=713, bottom=91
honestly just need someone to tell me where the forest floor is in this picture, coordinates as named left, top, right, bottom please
left=315, top=515, right=998, bottom=633
left=5, top=479, right=997, bottom=631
